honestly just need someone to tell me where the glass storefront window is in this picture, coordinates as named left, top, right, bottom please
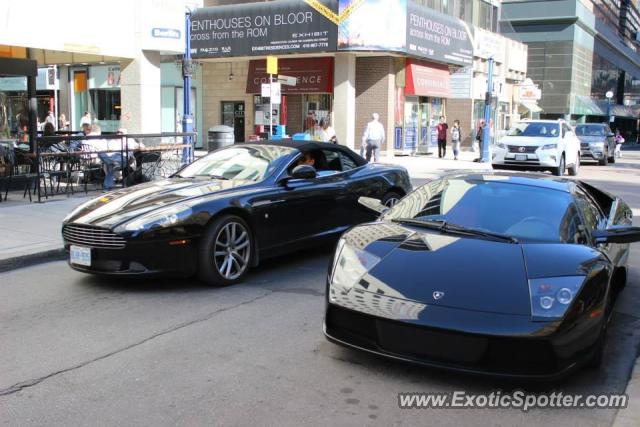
left=0, top=90, right=27, bottom=141
left=89, top=89, right=121, bottom=121
left=303, top=94, right=332, bottom=132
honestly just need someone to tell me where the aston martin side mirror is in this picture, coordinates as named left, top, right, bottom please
left=592, top=226, right=640, bottom=244
left=358, top=196, right=388, bottom=215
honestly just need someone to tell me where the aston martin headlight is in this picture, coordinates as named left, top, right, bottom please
left=330, top=238, right=381, bottom=295
left=541, top=143, right=557, bottom=150
left=63, top=197, right=101, bottom=222
left=528, top=276, right=585, bottom=320
left=115, top=204, right=193, bottom=233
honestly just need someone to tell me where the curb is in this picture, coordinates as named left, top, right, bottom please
left=0, top=248, right=66, bottom=273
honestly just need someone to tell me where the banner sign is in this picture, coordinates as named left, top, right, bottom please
left=406, top=1, right=473, bottom=66
left=338, top=0, right=472, bottom=66
left=190, top=0, right=338, bottom=58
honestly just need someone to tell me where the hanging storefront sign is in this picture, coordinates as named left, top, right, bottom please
left=405, top=59, right=452, bottom=98
left=190, top=0, right=338, bottom=58
left=246, top=58, right=334, bottom=94
left=517, top=78, right=542, bottom=101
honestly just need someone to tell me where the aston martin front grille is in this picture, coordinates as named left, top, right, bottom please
left=63, top=224, right=126, bottom=249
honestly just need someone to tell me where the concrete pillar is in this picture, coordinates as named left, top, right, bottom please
left=333, top=53, right=356, bottom=149
left=120, top=50, right=161, bottom=134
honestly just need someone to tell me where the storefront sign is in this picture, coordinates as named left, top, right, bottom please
left=406, top=1, right=473, bottom=66
left=517, top=78, right=542, bottom=101
left=450, top=66, right=472, bottom=99
left=473, top=28, right=505, bottom=63
left=152, top=28, right=181, bottom=39
left=246, top=58, right=334, bottom=94
left=405, top=59, right=452, bottom=98
left=190, top=0, right=338, bottom=58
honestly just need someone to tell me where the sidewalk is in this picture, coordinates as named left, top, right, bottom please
left=615, top=357, right=640, bottom=427
left=379, top=149, right=492, bottom=181
left=0, top=194, right=92, bottom=272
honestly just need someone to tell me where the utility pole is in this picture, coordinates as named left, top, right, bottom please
left=481, top=57, right=494, bottom=163
left=182, top=10, right=194, bottom=165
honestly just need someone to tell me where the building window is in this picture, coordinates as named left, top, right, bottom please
left=89, top=89, right=121, bottom=121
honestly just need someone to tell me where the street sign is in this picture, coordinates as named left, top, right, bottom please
left=270, top=82, right=281, bottom=105
left=261, top=83, right=271, bottom=97
left=261, top=82, right=281, bottom=104
left=267, top=56, right=278, bottom=75
left=277, top=75, right=297, bottom=86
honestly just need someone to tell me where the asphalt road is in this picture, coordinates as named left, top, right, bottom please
left=1, top=155, right=640, bottom=426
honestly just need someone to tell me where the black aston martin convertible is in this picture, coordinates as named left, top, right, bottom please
left=324, top=172, right=640, bottom=379
left=61, top=141, right=411, bottom=285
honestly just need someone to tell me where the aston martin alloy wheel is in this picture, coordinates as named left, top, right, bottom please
left=382, top=191, right=402, bottom=208
left=199, top=215, right=252, bottom=286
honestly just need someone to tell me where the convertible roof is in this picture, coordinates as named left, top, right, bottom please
left=250, top=139, right=368, bottom=167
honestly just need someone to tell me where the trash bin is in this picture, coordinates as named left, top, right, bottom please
left=207, top=126, right=235, bottom=151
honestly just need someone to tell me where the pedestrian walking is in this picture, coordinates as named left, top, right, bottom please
left=361, top=113, right=385, bottom=162
left=451, top=120, right=461, bottom=160
left=436, top=116, right=448, bottom=158
left=614, top=129, right=625, bottom=158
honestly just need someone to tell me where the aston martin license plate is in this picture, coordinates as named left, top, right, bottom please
left=515, top=154, right=528, bottom=161
left=70, top=245, right=91, bottom=266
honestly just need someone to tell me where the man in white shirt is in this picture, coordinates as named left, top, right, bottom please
left=361, top=113, right=385, bottom=162
left=80, top=111, right=92, bottom=127
left=322, top=118, right=337, bottom=143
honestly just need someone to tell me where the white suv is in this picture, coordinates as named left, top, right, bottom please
left=492, top=120, right=581, bottom=176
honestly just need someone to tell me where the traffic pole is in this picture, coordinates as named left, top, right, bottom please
left=481, top=56, right=494, bottom=163
left=269, top=74, right=273, bottom=139
left=182, top=10, right=194, bottom=164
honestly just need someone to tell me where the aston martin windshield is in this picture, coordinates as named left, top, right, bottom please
left=383, top=178, right=577, bottom=243
left=176, top=145, right=295, bottom=181
left=506, top=122, right=560, bottom=137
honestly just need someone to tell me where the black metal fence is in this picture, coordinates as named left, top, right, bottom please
left=0, top=132, right=198, bottom=203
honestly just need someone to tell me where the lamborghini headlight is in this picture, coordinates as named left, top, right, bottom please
left=528, top=276, right=585, bottom=320
left=114, top=204, right=193, bottom=233
left=329, top=238, right=381, bottom=296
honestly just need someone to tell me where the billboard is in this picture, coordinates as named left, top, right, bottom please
left=190, top=0, right=338, bottom=58
left=337, top=0, right=472, bottom=66
left=338, top=0, right=407, bottom=52
left=405, top=1, right=473, bottom=66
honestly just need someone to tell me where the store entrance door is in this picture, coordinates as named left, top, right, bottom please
left=222, top=101, right=245, bottom=143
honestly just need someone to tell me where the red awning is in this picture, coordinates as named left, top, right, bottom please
left=405, top=59, right=452, bottom=98
left=246, top=57, right=334, bottom=94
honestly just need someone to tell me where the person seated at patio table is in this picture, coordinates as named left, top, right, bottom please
left=86, top=124, right=138, bottom=191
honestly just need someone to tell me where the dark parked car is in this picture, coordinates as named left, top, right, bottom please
left=62, top=141, right=411, bottom=285
left=324, top=172, right=640, bottom=379
left=575, top=123, right=615, bottom=165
